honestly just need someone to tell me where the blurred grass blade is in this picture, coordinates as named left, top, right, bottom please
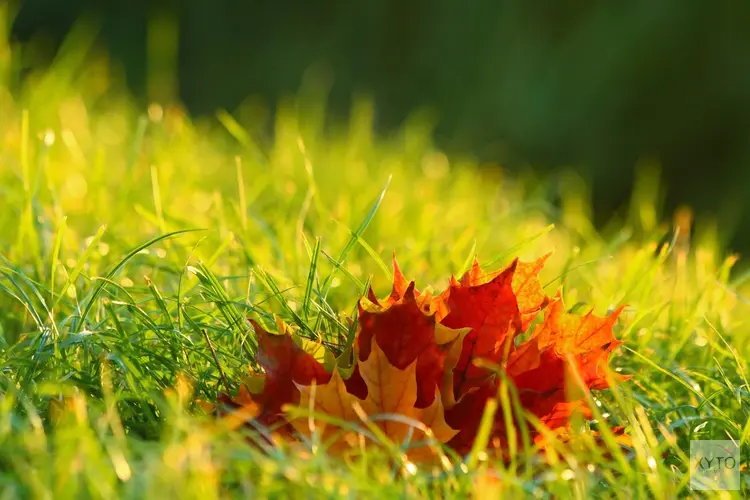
left=321, top=175, right=391, bottom=297
left=54, top=224, right=107, bottom=309
left=483, top=224, right=554, bottom=268
left=74, top=229, right=202, bottom=333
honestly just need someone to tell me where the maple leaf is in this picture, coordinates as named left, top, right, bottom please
left=436, top=256, right=549, bottom=400
left=228, top=318, right=330, bottom=426
left=366, top=255, right=432, bottom=311
left=290, top=335, right=458, bottom=457
left=507, top=297, right=626, bottom=394
left=353, top=281, right=467, bottom=408
left=432, top=254, right=550, bottom=325
left=441, top=261, right=520, bottom=398
left=260, top=269, right=464, bottom=458
left=216, top=384, right=262, bottom=431
left=443, top=380, right=498, bottom=451
left=440, top=268, right=623, bottom=453
left=508, top=254, right=552, bottom=330
left=450, top=296, right=625, bottom=452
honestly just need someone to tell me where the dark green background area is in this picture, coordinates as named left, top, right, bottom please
left=12, top=0, right=750, bottom=251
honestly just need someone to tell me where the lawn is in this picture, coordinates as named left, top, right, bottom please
left=1, top=25, right=749, bottom=499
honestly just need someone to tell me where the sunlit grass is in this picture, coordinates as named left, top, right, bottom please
left=2, top=13, right=750, bottom=499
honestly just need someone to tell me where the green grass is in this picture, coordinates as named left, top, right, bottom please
left=2, top=17, right=750, bottom=499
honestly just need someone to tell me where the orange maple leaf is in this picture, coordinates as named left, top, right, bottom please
left=291, top=336, right=458, bottom=458
left=507, top=297, right=626, bottom=393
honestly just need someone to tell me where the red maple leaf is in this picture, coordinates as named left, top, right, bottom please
left=350, top=280, right=466, bottom=409
left=221, top=318, right=330, bottom=427
left=436, top=255, right=550, bottom=400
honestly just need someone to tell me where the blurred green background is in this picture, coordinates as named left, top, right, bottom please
left=10, top=0, right=750, bottom=252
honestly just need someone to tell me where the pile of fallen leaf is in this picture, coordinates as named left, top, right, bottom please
left=216, top=255, right=627, bottom=461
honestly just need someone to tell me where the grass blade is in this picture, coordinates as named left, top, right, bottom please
left=321, top=175, right=391, bottom=297
left=74, top=229, right=203, bottom=333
